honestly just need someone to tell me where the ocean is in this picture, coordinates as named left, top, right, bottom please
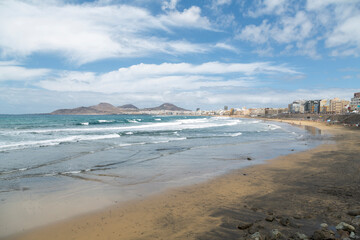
left=0, top=114, right=323, bottom=237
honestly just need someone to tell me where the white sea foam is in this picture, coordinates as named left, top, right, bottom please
left=267, top=124, right=281, bottom=130
left=154, top=118, right=161, bottom=121
left=0, top=134, right=120, bottom=151
left=81, top=122, right=89, bottom=125
left=119, top=142, right=147, bottom=147
left=63, top=171, right=81, bottom=174
left=127, top=119, right=138, bottom=123
left=12, top=117, right=243, bottom=134
left=44, top=173, right=57, bottom=176
left=230, top=132, right=242, bottom=137
left=152, top=137, right=186, bottom=144
left=97, top=120, right=114, bottom=123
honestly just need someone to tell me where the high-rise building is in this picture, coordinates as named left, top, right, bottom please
left=289, top=100, right=306, bottom=113
left=330, top=98, right=349, bottom=114
left=350, top=92, right=360, bottom=111
left=305, top=100, right=321, bottom=113
left=320, top=99, right=330, bottom=113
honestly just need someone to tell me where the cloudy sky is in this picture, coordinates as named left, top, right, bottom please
left=0, top=0, right=359, bottom=113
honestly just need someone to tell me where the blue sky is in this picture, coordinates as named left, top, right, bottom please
left=0, top=0, right=359, bottom=113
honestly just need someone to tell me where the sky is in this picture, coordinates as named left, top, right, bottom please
left=0, top=0, right=360, bottom=113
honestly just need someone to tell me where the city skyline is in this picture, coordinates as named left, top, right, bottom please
left=1, top=0, right=360, bottom=113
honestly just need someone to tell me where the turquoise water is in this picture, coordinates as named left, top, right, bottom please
left=0, top=114, right=323, bottom=237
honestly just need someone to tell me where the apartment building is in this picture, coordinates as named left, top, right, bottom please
left=288, top=100, right=306, bottom=113
left=320, top=99, right=330, bottom=113
left=350, top=92, right=360, bottom=111
left=329, top=98, right=350, bottom=114
left=305, top=100, right=321, bottom=114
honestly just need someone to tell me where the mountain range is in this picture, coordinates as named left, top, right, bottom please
left=50, top=103, right=190, bottom=115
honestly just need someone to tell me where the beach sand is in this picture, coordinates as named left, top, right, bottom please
left=4, top=120, right=360, bottom=240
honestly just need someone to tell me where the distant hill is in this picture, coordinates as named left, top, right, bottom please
left=50, top=102, right=190, bottom=115
left=118, top=104, right=138, bottom=110
left=90, top=103, right=121, bottom=113
left=51, top=102, right=121, bottom=115
left=51, top=106, right=102, bottom=115
left=143, top=103, right=190, bottom=111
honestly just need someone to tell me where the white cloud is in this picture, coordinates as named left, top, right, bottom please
left=214, top=42, right=238, bottom=52
left=0, top=61, right=50, bottom=81
left=162, top=0, right=179, bottom=11
left=238, top=20, right=271, bottom=44
left=305, top=0, right=360, bottom=56
left=37, top=61, right=298, bottom=93
left=306, top=0, right=359, bottom=11
left=0, top=1, right=212, bottom=65
left=272, top=11, right=313, bottom=43
left=295, top=40, right=320, bottom=59
left=213, top=0, right=232, bottom=6
left=326, top=15, right=360, bottom=56
left=239, top=11, right=313, bottom=44
left=248, top=0, right=288, bottom=17
left=240, top=0, right=360, bottom=57
left=185, top=88, right=358, bottom=107
left=159, top=6, right=212, bottom=30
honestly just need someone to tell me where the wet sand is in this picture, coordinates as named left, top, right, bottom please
left=4, top=120, right=360, bottom=240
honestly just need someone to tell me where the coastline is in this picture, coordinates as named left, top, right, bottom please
left=4, top=120, right=360, bottom=240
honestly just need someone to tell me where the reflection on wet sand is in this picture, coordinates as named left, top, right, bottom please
left=303, top=125, right=322, bottom=135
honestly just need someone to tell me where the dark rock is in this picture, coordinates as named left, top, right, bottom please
left=279, top=217, right=298, bottom=227
left=351, top=215, right=360, bottom=226
left=279, top=217, right=289, bottom=226
left=348, top=209, right=360, bottom=216
left=291, top=232, right=309, bottom=240
left=270, top=229, right=282, bottom=240
left=247, top=157, right=252, bottom=160
left=248, top=226, right=257, bottom=234
left=338, top=229, right=350, bottom=239
left=312, top=229, right=336, bottom=240
left=250, top=232, right=263, bottom=240
left=238, top=222, right=253, bottom=230
left=266, top=216, right=275, bottom=222
left=349, top=232, right=356, bottom=239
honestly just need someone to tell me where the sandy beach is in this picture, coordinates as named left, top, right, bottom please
left=4, top=120, right=360, bottom=240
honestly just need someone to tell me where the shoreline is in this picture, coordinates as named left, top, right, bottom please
left=4, top=120, right=360, bottom=240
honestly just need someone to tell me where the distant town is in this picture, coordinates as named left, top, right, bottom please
left=195, top=92, right=360, bottom=117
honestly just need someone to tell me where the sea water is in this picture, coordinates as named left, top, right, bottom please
left=0, top=115, right=323, bottom=237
